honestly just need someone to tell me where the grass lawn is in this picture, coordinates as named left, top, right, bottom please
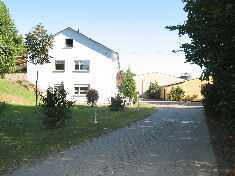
left=0, top=79, right=154, bottom=175
left=0, top=79, right=36, bottom=105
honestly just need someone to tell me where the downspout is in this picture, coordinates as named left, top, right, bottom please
left=115, top=52, right=120, bottom=71
left=115, top=52, right=120, bottom=95
left=141, top=79, right=145, bottom=97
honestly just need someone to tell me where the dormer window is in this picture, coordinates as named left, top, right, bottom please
left=65, top=39, right=73, bottom=47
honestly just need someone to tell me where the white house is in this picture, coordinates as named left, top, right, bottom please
left=27, top=27, right=120, bottom=103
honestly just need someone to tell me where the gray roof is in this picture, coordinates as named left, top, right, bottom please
left=134, top=72, right=185, bottom=87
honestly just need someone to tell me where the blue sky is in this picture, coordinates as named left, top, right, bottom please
left=3, top=0, right=202, bottom=78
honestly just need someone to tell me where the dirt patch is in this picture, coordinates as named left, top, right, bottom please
left=206, top=115, right=235, bottom=176
left=3, top=80, right=23, bottom=88
left=0, top=92, right=30, bottom=105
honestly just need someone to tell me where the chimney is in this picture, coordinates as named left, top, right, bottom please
left=179, top=75, right=192, bottom=80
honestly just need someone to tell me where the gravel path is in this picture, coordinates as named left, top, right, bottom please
left=9, top=101, right=219, bottom=176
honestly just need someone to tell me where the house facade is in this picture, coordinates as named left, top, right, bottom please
left=27, top=27, right=120, bottom=103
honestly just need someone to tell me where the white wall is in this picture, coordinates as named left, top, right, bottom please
left=27, top=29, right=119, bottom=104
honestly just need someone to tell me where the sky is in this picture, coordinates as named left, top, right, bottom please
left=3, top=0, right=202, bottom=78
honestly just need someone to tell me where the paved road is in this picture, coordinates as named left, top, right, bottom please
left=10, top=101, right=219, bottom=176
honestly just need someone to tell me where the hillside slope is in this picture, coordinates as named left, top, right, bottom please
left=0, top=79, right=36, bottom=105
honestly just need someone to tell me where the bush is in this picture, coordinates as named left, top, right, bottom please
left=201, top=83, right=222, bottom=116
left=183, top=95, right=191, bottom=101
left=146, top=81, right=161, bottom=98
left=183, top=94, right=198, bottom=101
left=109, top=95, right=124, bottom=111
left=192, top=94, right=198, bottom=100
left=40, top=83, right=74, bottom=129
left=169, top=86, right=185, bottom=101
left=86, top=88, right=99, bottom=106
left=202, top=82, right=235, bottom=134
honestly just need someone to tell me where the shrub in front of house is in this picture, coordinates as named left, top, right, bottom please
left=146, top=81, right=161, bottom=99
left=192, top=94, right=198, bottom=100
left=40, top=83, right=74, bottom=129
left=86, top=88, right=99, bottom=106
left=109, top=95, right=124, bottom=111
left=169, top=86, right=185, bottom=101
left=183, top=94, right=198, bottom=101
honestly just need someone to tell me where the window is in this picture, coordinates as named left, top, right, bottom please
left=55, top=61, right=65, bottom=71
left=54, top=84, right=64, bottom=90
left=74, top=84, right=89, bottom=96
left=65, top=39, right=73, bottom=47
left=74, top=60, right=90, bottom=71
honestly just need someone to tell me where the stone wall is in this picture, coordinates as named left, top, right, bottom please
left=3, top=73, right=27, bottom=81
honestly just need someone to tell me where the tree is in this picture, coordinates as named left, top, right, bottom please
left=166, top=0, right=235, bottom=79
left=166, top=0, right=235, bottom=119
left=25, top=24, right=53, bottom=65
left=25, top=24, right=54, bottom=112
left=0, top=0, right=25, bottom=78
left=119, top=70, right=137, bottom=104
left=146, top=81, right=161, bottom=99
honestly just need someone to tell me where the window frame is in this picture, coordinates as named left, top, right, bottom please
left=73, top=60, right=90, bottom=72
left=54, top=60, right=65, bottom=72
left=73, top=84, right=90, bottom=96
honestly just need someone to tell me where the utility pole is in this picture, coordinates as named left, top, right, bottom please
left=36, top=71, right=38, bottom=113
left=94, top=100, right=98, bottom=124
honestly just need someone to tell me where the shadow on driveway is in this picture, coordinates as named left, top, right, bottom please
left=141, top=98, right=203, bottom=109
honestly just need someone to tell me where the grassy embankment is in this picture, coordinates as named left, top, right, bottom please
left=0, top=79, right=154, bottom=175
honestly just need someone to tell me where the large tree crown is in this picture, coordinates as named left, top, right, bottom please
left=166, top=0, right=235, bottom=79
left=0, top=0, right=25, bottom=77
left=25, top=24, right=54, bottom=65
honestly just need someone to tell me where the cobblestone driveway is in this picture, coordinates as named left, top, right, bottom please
left=10, top=101, right=219, bottom=176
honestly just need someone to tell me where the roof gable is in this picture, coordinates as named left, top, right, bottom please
left=54, top=27, right=116, bottom=54
left=54, top=27, right=120, bottom=69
